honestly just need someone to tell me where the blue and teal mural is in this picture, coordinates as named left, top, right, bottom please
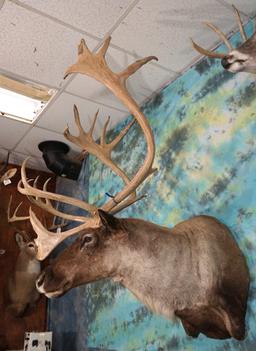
left=49, top=20, right=256, bottom=351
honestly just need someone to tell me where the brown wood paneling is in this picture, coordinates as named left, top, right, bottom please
left=0, top=165, right=55, bottom=350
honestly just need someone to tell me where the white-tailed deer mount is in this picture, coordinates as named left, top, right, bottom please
left=6, top=194, right=68, bottom=317
left=192, top=5, right=256, bottom=73
left=7, top=196, right=41, bottom=317
left=18, top=37, right=249, bottom=339
left=8, top=232, right=40, bottom=317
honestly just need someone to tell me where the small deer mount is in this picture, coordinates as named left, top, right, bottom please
left=192, top=5, right=256, bottom=74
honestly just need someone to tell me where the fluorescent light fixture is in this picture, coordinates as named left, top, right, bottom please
left=0, top=74, right=56, bottom=123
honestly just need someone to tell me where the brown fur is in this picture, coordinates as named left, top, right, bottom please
left=36, top=212, right=249, bottom=339
left=8, top=232, right=41, bottom=317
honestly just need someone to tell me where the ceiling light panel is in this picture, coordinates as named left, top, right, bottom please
left=0, top=73, right=56, bottom=124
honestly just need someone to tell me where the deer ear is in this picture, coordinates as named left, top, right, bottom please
left=98, top=210, right=121, bottom=231
left=15, top=233, right=25, bottom=248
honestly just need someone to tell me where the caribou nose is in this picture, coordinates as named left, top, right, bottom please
left=221, top=57, right=230, bottom=69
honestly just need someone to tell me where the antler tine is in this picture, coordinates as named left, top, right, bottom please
left=232, top=5, right=247, bottom=42
left=64, top=107, right=97, bottom=149
left=18, top=158, right=97, bottom=214
left=108, top=119, right=135, bottom=151
left=89, top=109, right=99, bottom=137
left=48, top=217, right=69, bottom=232
left=73, top=104, right=87, bottom=137
left=78, top=38, right=90, bottom=55
left=204, top=22, right=233, bottom=51
left=119, top=56, right=158, bottom=82
left=7, top=195, right=30, bottom=222
left=191, top=18, right=234, bottom=59
left=97, top=36, right=111, bottom=58
left=101, top=116, right=111, bottom=147
left=191, top=38, right=227, bottom=59
left=110, top=193, right=147, bottom=215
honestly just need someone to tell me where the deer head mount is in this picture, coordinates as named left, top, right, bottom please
left=192, top=5, right=256, bottom=73
left=7, top=195, right=40, bottom=317
left=17, top=37, right=249, bottom=340
left=6, top=194, right=68, bottom=317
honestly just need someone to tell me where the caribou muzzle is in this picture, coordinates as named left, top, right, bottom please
left=36, top=266, right=73, bottom=298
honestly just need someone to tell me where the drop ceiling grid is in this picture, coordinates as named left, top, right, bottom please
left=0, top=146, right=49, bottom=172
left=14, top=0, right=140, bottom=39
left=1, top=0, right=255, bottom=171
left=216, top=0, right=256, bottom=18
left=0, top=1, right=100, bottom=86
left=35, top=92, right=129, bottom=136
left=2, top=0, right=146, bottom=170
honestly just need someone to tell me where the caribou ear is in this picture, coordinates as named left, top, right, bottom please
left=98, top=210, right=121, bottom=231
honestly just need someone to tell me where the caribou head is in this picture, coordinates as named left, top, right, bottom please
left=17, top=37, right=249, bottom=340
left=192, top=6, right=256, bottom=73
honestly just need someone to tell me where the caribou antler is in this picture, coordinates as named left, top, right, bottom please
left=19, top=36, right=157, bottom=260
left=191, top=5, right=249, bottom=59
left=18, top=169, right=96, bottom=222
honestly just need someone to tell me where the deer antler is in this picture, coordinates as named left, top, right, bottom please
left=19, top=36, right=157, bottom=260
left=0, top=168, right=17, bottom=184
left=191, top=5, right=248, bottom=59
left=64, top=37, right=157, bottom=212
left=7, top=195, right=30, bottom=223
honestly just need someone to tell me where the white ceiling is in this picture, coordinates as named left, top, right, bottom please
left=0, top=0, right=255, bottom=171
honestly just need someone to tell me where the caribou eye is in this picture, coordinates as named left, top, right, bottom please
left=28, top=243, right=34, bottom=248
left=236, top=59, right=246, bottom=64
left=80, top=234, right=97, bottom=250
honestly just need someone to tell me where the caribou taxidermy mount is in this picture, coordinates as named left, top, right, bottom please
left=18, top=37, right=249, bottom=340
left=192, top=5, right=256, bottom=73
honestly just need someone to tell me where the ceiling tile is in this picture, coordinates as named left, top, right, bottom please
left=110, top=0, right=242, bottom=73
left=36, top=91, right=129, bottom=138
left=0, top=1, right=98, bottom=87
left=14, top=126, right=81, bottom=158
left=18, top=0, right=134, bottom=37
left=0, top=148, right=9, bottom=161
left=66, top=45, right=177, bottom=109
left=0, top=116, right=30, bottom=149
left=217, top=0, right=256, bottom=17
left=9, top=151, right=50, bottom=172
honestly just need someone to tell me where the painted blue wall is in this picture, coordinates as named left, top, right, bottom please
left=49, top=21, right=256, bottom=351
